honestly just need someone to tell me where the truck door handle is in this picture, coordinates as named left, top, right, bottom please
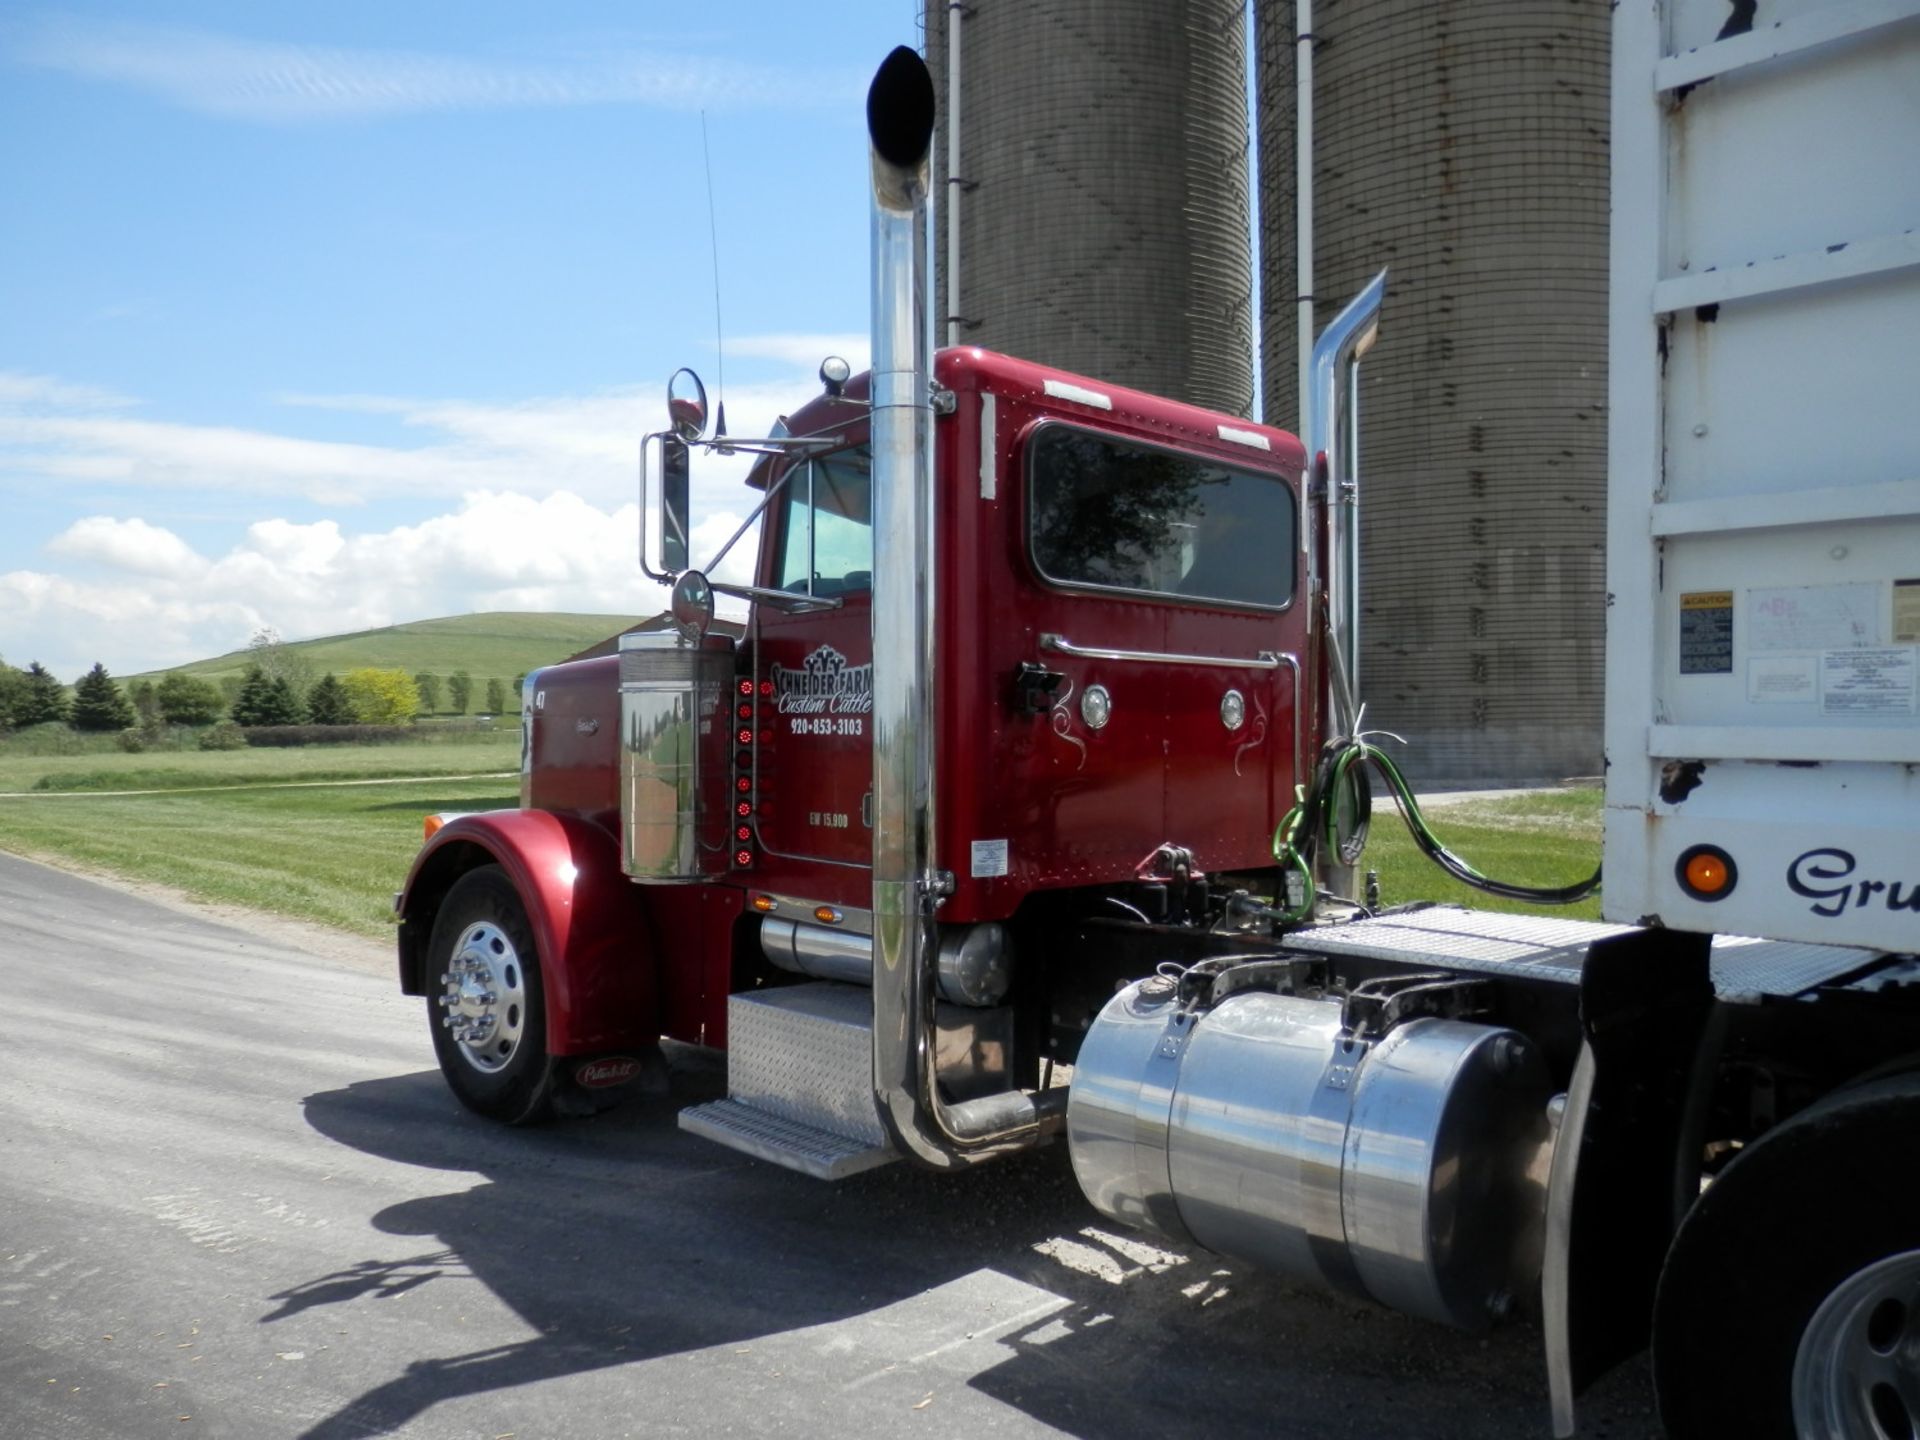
left=1039, top=633, right=1285, bottom=670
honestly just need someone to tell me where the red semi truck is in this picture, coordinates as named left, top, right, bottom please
left=397, top=29, right=1919, bottom=1440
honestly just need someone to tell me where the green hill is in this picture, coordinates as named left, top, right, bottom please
left=127, top=611, right=647, bottom=711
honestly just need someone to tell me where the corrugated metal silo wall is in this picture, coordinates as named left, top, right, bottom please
left=924, top=1, right=1255, bottom=417
left=1256, top=1, right=1609, bottom=785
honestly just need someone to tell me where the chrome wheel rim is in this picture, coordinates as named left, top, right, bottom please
left=1792, top=1248, right=1920, bottom=1439
left=437, top=921, right=527, bottom=1074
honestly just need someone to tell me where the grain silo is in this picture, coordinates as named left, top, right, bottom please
left=1256, top=0, right=1610, bottom=785
left=924, top=1, right=1256, bottom=417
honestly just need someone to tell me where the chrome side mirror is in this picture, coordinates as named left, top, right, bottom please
left=660, top=434, right=691, bottom=574
left=667, top=367, right=710, bottom=442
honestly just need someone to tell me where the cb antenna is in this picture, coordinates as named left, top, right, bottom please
left=700, top=110, right=729, bottom=446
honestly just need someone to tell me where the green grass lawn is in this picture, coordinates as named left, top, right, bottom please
left=0, top=773, right=520, bottom=935
left=0, top=741, right=1604, bottom=940
left=1359, top=787, right=1604, bottom=920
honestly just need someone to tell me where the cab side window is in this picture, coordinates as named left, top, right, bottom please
left=774, top=446, right=874, bottom=598
left=1028, top=425, right=1295, bottom=609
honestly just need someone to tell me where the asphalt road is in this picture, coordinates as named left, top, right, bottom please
left=1, top=851, right=1661, bottom=1440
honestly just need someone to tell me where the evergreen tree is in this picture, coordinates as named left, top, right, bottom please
left=484, top=677, right=508, bottom=714
left=0, top=658, right=25, bottom=728
left=447, top=670, right=473, bottom=715
left=70, top=662, right=136, bottom=731
left=126, top=679, right=160, bottom=728
left=264, top=675, right=306, bottom=725
left=229, top=666, right=277, bottom=726
left=15, top=662, right=71, bottom=726
left=155, top=673, right=227, bottom=725
left=305, top=672, right=354, bottom=725
left=413, top=671, right=442, bottom=715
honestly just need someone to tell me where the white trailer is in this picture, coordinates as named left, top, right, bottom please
left=1605, top=0, right=1920, bottom=955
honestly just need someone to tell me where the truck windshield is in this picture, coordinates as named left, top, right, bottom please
left=774, top=445, right=873, bottom=599
left=1028, top=424, right=1295, bottom=609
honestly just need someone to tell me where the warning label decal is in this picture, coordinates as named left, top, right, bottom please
left=1679, top=591, right=1733, bottom=675
left=1895, top=579, right=1920, bottom=645
left=1822, top=649, right=1916, bottom=715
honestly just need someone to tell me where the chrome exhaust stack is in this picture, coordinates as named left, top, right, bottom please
left=1308, top=269, right=1387, bottom=731
left=865, top=47, right=1062, bottom=1169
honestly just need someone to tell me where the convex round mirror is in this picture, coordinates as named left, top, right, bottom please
left=666, top=367, right=710, bottom=442
left=670, top=569, right=715, bottom=640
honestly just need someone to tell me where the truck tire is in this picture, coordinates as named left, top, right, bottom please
left=426, top=865, right=556, bottom=1125
left=1653, top=1074, right=1920, bottom=1440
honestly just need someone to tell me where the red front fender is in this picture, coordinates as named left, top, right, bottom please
left=396, top=810, right=657, bottom=1057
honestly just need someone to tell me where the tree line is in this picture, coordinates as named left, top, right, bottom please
left=0, top=655, right=518, bottom=736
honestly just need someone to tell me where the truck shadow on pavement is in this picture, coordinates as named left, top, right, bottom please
left=297, top=1055, right=1656, bottom=1440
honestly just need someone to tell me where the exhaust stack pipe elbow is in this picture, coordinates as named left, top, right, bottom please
left=865, top=47, right=1064, bottom=1170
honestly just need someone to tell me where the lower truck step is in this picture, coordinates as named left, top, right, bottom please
left=677, top=982, right=899, bottom=1180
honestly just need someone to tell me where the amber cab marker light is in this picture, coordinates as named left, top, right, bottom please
left=752, top=895, right=778, bottom=913
left=423, top=814, right=447, bottom=840
left=1676, top=844, right=1738, bottom=902
left=814, top=906, right=843, bottom=925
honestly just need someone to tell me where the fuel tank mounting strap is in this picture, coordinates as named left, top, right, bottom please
left=1040, top=634, right=1285, bottom=670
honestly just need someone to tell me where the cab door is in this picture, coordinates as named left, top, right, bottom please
left=748, top=446, right=875, bottom=877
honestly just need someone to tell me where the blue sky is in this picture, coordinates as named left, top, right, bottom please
left=0, top=2, right=918, bottom=678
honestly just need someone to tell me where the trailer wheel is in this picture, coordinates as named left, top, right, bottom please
left=426, top=865, right=555, bottom=1125
left=1653, top=1075, right=1920, bottom=1440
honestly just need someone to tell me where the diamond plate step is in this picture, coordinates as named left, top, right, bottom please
left=678, top=1099, right=895, bottom=1181
left=676, top=982, right=899, bottom=1179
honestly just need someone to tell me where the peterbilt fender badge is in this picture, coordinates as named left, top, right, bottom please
left=575, top=717, right=600, bottom=736
left=575, top=1057, right=641, bottom=1088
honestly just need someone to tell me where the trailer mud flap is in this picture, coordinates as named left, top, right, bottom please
left=1544, top=927, right=1712, bottom=1433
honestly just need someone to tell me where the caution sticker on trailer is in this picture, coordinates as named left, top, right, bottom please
left=1679, top=591, right=1733, bottom=675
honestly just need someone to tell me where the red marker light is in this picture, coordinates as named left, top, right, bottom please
left=736, top=801, right=751, bottom=817
left=735, top=848, right=753, bottom=867
left=759, top=680, right=774, bottom=696
left=737, top=702, right=752, bottom=720
left=736, top=825, right=751, bottom=842
left=736, top=776, right=751, bottom=793
left=738, top=680, right=753, bottom=696
left=737, top=727, right=752, bottom=745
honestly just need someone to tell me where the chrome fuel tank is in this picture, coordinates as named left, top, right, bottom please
left=1068, top=974, right=1551, bottom=1329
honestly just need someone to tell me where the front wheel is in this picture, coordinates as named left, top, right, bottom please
left=427, top=865, right=556, bottom=1124
left=1654, top=1074, right=1920, bottom=1439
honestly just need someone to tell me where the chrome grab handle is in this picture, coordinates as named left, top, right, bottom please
left=1040, top=633, right=1285, bottom=670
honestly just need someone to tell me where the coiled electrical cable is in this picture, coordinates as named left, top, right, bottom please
left=1272, top=734, right=1602, bottom=923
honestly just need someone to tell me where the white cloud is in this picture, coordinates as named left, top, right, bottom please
left=3, top=492, right=738, bottom=680
left=0, top=371, right=134, bottom=412
left=9, top=17, right=865, bottom=123
left=727, top=334, right=870, bottom=373
left=2, top=350, right=846, bottom=510
left=46, top=516, right=206, bottom=579
left=0, top=345, right=869, bottom=676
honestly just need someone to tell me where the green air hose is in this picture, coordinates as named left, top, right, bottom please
left=1271, top=735, right=1603, bottom=923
